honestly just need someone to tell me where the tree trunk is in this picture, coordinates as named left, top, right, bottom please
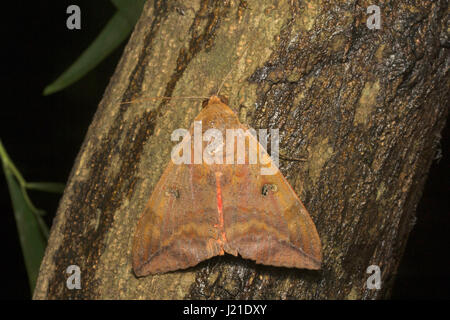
left=33, top=0, right=449, bottom=299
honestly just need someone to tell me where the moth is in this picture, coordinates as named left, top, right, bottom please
left=132, top=95, right=322, bottom=276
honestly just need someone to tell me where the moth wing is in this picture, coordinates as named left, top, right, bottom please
left=221, top=128, right=322, bottom=270
left=132, top=160, right=223, bottom=276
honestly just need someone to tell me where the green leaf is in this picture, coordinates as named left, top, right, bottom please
left=0, top=139, right=49, bottom=293
left=43, top=0, right=146, bottom=95
left=1, top=163, right=47, bottom=293
left=112, top=0, right=146, bottom=25
left=26, top=182, right=65, bottom=194
left=4, top=168, right=47, bottom=293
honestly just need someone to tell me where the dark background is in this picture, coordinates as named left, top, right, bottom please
left=0, top=1, right=448, bottom=299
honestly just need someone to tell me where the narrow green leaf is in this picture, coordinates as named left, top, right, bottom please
left=26, top=182, right=65, bottom=194
left=0, top=140, right=48, bottom=293
left=0, top=139, right=26, bottom=186
left=112, top=0, right=146, bottom=25
left=43, top=13, right=131, bottom=95
left=3, top=166, right=47, bottom=293
left=44, top=1, right=146, bottom=95
left=0, top=139, right=48, bottom=218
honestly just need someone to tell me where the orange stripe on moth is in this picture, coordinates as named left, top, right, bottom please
left=214, top=171, right=227, bottom=252
left=215, top=172, right=223, bottom=219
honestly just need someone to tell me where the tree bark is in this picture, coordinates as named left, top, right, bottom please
left=33, top=0, right=449, bottom=299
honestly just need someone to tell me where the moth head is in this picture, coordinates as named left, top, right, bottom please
left=202, top=95, right=228, bottom=108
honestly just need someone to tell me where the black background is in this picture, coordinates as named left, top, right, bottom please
left=0, top=1, right=448, bottom=299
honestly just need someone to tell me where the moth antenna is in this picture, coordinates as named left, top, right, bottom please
left=216, top=46, right=250, bottom=96
left=121, top=96, right=209, bottom=105
left=216, top=68, right=234, bottom=96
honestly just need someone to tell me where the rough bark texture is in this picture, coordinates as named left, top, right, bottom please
left=34, top=0, right=448, bottom=299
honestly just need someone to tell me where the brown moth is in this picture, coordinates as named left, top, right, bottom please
left=132, top=95, right=322, bottom=276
